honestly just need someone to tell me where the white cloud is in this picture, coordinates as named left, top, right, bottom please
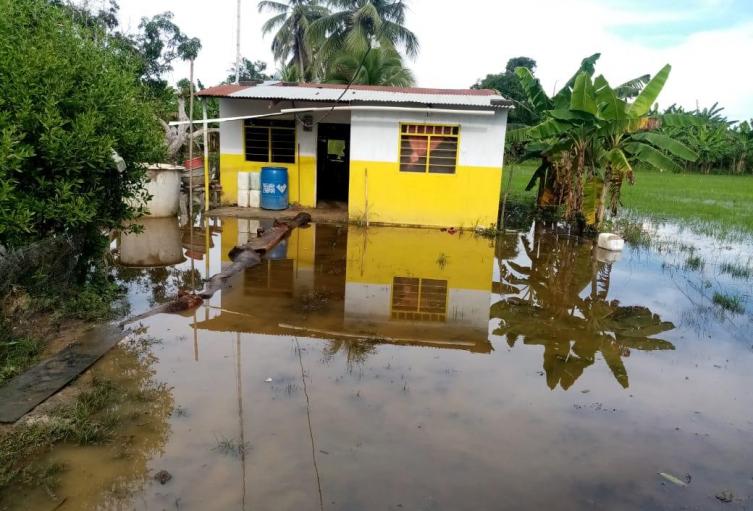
left=115, top=0, right=753, bottom=120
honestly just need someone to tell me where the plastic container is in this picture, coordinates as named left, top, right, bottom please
left=183, top=156, right=203, bottom=170
left=260, top=167, right=289, bottom=210
left=237, top=172, right=250, bottom=191
left=249, top=172, right=261, bottom=191
left=249, top=190, right=261, bottom=208
left=237, top=190, right=250, bottom=208
left=127, top=164, right=182, bottom=217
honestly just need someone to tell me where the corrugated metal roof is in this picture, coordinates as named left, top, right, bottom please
left=197, top=81, right=512, bottom=108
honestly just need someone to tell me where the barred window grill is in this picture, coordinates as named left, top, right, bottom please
left=391, top=276, right=448, bottom=322
left=244, top=119, right=296, bottom=163
left=399, top=124, right=459, bottom=174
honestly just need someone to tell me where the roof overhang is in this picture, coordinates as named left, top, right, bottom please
left=197, top=81, right=514, bottom=110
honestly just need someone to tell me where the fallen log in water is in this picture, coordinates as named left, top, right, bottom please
left=121, top=212, right=312, bottom=326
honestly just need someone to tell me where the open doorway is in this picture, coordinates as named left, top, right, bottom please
left=316, top=123, right=350, bottom=207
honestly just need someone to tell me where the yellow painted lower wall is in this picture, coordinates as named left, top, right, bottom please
left=349, top=160, right=503, bottom=228
left=219, top=154, right=316, bottom=207
left=220, top=154, right=503, bottom=229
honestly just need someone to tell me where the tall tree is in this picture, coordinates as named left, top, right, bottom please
left=309, top=0, right=419, bottom=62
left=473, top=56, right=539, bottom=127
left=225, top=57, right=272, bottom=83
left=258, top=0, right=330, bottom=82
left=324, top=47, right=414, bottom=86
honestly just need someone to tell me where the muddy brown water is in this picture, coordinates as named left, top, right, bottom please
left=5, top=219, right=753, bottom=510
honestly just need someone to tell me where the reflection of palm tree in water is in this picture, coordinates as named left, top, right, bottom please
left=492, top=225, right=675, bottom=389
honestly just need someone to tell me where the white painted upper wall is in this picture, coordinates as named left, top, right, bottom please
left=350, top=109, right=508, bottom=168
left=218, top=99, right=351, bottom=157
left=217, top=98, right=508, bottom=168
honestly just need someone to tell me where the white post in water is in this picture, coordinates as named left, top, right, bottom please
left=235, top=0, right=241, bottom=84
left=188, top=59, right=195, bottom=219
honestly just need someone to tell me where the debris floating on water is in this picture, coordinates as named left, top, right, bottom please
left=715, top=490, right=734, bottom=503
left=154, top=470, right=172, bottom=485
left=658, top=472, right=688, bottom=487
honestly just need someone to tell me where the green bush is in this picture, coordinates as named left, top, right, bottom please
left=0, top=0, right=164, bottom=253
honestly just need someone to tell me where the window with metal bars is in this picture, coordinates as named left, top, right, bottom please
left=391, top=276, right=448, bottom=322
left=399, top=124, right=459, bottom=174
left=244, top=119, right=296, bottom=163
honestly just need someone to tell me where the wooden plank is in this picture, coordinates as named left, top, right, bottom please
left=0, top=324, right=123, bottom=423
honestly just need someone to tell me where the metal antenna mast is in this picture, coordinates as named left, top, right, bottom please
left=235, top=0, right=241, bottom=84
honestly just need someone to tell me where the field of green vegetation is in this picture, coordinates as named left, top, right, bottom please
left=502, top=163, right=753, bottom=235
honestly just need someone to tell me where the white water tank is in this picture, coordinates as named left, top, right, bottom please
left=140, top=164, right=183, bottom=217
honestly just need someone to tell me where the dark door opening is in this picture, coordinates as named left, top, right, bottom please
left=316, top=123, right=350, bottom=205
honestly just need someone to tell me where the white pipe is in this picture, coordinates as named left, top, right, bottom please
left=283, top=106, right=497, bottom=116
left=168, top=105, right=497, bottom=126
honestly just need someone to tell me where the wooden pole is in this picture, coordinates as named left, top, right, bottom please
left=203, top=100, right=210, bottom=211
left=188, top=59, right=195, bottom=219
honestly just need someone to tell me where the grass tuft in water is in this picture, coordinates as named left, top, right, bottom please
left=0, top=378, right=124, bottom=497
left=212, top=436, right=251, bottom=458
left=712, top=292, right=745, bottom=314
left=720, top=262, right=752, bottom=280
left=684, top=255, right=705, bottom=272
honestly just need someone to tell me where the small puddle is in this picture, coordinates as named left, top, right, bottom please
left=4, top=219, right=753, bottom=510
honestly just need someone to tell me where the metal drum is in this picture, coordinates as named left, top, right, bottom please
left=260, top=167, right=289, bottom=210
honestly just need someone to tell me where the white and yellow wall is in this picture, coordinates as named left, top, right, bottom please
left=217, top=98, right=507, bottom=228
left=348, top=109, right=506, bottom=228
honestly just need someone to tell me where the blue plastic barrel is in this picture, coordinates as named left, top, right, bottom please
left=260, top=167, right=289, bottom=210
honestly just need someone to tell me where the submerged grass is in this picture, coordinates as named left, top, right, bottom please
left=712, top=292, right=746, bottom=314
left=684, top=254, right=705, bottom=272
left=720, top=262, right=752, bottom=280
left=0, top=378, right=123, bottom=496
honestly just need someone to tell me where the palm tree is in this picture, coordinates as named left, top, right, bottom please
left=309, top=0, right=419, bottom=62
left=324, top=47, right=414, bottom=86
left=258, top=0, right=330, bottom=82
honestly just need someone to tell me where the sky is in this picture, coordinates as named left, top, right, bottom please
left=113, top=0, right=753, bottom=120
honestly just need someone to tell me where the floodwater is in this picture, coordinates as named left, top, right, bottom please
left=7, top=218, right=753, bottom=510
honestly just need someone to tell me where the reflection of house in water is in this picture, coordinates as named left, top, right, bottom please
left=193, top=220, right=494, bottom=354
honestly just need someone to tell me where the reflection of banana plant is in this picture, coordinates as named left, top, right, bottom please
left=323, top=338, right=377, bottom=367
left=491, top=226, right=675, bottom=389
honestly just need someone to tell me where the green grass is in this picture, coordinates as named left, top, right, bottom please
left=620, top=170, right=753, bottom=235
left=0, top=378, right=123, bottom=497
left=712, top=292, right=745, bottom=314
left=0, top=321, right=43, bottom=384
left=501, top=164, right=753, bottom=236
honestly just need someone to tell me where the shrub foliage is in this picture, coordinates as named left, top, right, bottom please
left=0, top=0, right=164, bottom=252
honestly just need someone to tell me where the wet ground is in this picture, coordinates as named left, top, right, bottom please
left=5, top=217, right=753, bottom=510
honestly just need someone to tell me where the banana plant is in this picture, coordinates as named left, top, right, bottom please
left=510, top=55, right=699, bottom=228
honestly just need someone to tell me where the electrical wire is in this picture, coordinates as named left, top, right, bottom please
left=293, top=37, right=382, bottom=129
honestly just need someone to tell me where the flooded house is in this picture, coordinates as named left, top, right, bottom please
left=197, top=82, right=512, bottom=228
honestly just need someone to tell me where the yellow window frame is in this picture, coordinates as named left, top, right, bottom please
left=398, top=123, right=460, bottom=174
left=243, top=121, right=297, bottom=164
